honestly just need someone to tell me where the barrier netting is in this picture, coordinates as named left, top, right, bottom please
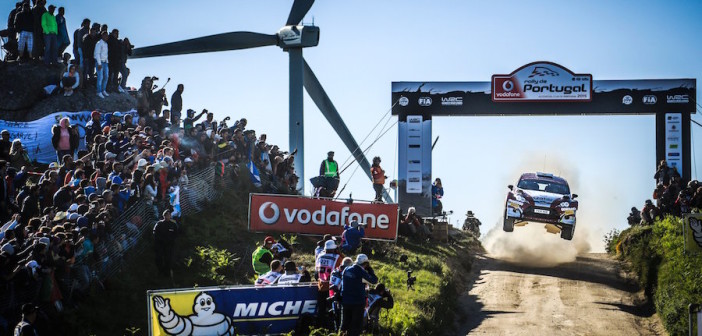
left=0, top=165, right=222, bottom=318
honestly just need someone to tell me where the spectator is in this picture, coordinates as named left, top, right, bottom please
left=84, top=111, right=102, bottom=147
left=5, top=2, right=21, bottom=57
left=314, top=234, right=334, bottom=260
left=654, top=160, right=674, bottom=186
left=277, top=261, right=311, bottom=285
left=0, top=130, right=11, bottom=162
left=251, top=236, right=275, bottom=277
left=9, top=139, right=30, bottom=169
left=340, top=220, right=365, bottom=255
left=641, top=199, right=658, bottom=225
left=14, top=2, right=34, bottom=62
left=432, top=178, right=444, bottom=215
left=254, top=260, right=283, bottom=287
left=118, top=37, right=133, bottom=93
left=183, top=109, right=206, bottom=133
left=72, top=18, right=90, bottom=74
left=107, top=29, right=121, bottom=93
left=55, top=7, right=69, bottom=56
left=170, top=84, right=184, bottom=125
left=153, top=209, right=178, bottom=277
left=81, top=24, right=99, bottom=84
left=51, top=117, right=79, bottom=163
left=627, top=207, right=641, bottom=226
left=400, top=207, right=429, bottom=239
left=366, top=283, right=394, bottom=331
left=40, top=4, right=57, bottom=65
left=315, top=239, right=343, bottom=328
left=31, top=0, right=46, bottom=60
left=60, top=64, right=80, bottom=96
left=370, top=156, right=386, bottom=202
left=94, top=31, right=109, bottom=98
left=340, top=254, right=378, bottom=336
left=13, top=303, right=39, bottom=336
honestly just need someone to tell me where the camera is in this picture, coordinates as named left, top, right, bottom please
left=406, top=270, right=417, bottom=290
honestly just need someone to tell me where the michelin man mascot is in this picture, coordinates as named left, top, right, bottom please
left=153, top=292, right=235, bottom=335
left=691, top=217, right=702, bottom=247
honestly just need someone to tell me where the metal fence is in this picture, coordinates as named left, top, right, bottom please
left=0, top=165, right=221, bottom=320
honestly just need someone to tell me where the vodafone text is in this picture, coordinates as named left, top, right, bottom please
left=270, top=204, right=391, bottom=229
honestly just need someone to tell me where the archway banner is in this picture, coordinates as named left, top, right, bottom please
left=248, top=193, right=399, bottom=241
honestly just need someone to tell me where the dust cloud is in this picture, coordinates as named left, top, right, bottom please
left=482, top=222, right=591, bottom=267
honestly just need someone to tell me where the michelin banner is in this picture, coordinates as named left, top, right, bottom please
left=148, top=284, right=318, bottom=336
left=0, top=110, right=136, bottom=164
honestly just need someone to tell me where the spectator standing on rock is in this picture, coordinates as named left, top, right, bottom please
left=82, top=24, right=99, bottom=84
left=14, top=2, right=34, bottom=62
left=94, top=31, right=110, bottom=98
left=170, top=84, right=184, bottom=125
left=51, top=117, right=78, bottom=163
left=31, top=0, right=46, bottom=60
left=118, top=37, right=133, bottom=92
left=6, top=2, right=21, bottom=55
left=73, top=18, right=90, bottom=73
left=40, top=4, right=57, bottom=65
left=370, top=156, right=386, bottom=202
left=55, top=7, right=69, bottom=56
left=107, top=29, right=122, bottom=93
left=60, top=64, right=80, bottom=96
left=432, top=178, right=444, bottom=215
left=340, top=254, right=378, bottom=336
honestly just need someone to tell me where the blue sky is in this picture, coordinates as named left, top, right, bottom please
left=4, top=0, right=702, bottom=250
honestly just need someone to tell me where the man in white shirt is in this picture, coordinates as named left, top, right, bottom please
left=94, top=31, right=110, bottom=98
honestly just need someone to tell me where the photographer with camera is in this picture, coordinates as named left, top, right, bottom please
left=314, top=239, right=343, bottom=328
left=365, top=283, right=394, bottom=332
left=340, top=220, right=365, bottom=255
left=277, top=261, right=312, bottom=285
left=627, top=207, right=641, bottom=226
left=340, top=254, right=378, bottom=336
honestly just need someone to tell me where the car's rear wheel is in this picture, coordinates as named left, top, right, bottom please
left=503, top=210, right=514, bottom=232
left=560, top=224, right=574, bottom=240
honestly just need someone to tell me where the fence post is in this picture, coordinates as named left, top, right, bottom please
left=691, top=303, right=701, bottom=336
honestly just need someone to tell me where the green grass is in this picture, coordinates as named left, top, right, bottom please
left=608, top=216, right=702, bottom=335
left=60, top=174, right=480, bottom=335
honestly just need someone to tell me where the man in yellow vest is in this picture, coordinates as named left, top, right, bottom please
left=251, top=236, right=276, bottom=277
left=319, top=151, right=339, bottom=178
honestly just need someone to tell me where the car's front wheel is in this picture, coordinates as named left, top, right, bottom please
left=503, top=210, right=515, bottom=232
left=560, top=223, right=574, bottom=240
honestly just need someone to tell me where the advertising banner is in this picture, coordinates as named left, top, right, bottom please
left=397, top=114, right=432, bottom=216
left=492, top=62, right=592, bottom=102
left=148, top=284, right=318, bottom=336
left=248, top=194, right=399, bottom=241
left=665, top=113, right=683, bottom=174
left=0, top=110, right=136, bottom=164
left=683, top=213, right=702, bottom=254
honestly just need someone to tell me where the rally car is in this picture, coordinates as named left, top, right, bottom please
left=503, top=172, right=578, bottom=240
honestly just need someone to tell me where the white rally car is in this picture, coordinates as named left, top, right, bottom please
left=503, top=172, right=578, bottom=240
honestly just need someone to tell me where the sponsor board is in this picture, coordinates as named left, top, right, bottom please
left=148, top=284, right=318, bottom=335
left=492, top=62, right=592, bottom=102
left=683, top=213, right=702, bottom=254
left=665, top=113, right=683, bottom=174
left=249, top=194, right=399, bottom=241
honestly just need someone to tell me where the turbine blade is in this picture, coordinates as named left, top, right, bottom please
left=286, top=0, right=315, bottom=26
left=303, top=59, right=393, bottom=203
left=130, top=32, right=277, bottom=59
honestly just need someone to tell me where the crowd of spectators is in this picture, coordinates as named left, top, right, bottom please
left=5, top=0, right=134, bottom=98
left=629, top=160, right=702, bottom=226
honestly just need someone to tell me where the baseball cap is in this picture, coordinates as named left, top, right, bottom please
left=184, top=157, right=193, bottom=163
left=137, top=159, right=148, bottom=167
left=355, top=254, right=369, bottom=265
left=324, top=240, right=337, bottom=250
left=21, top=303, right=38, bottom=315
left=328, top=151, right=334, bottom=156
left=48, top=162, right=59, bottom=169
left=264, top=236, right=276, bottom=244
left=113, top=112, right=123, bottom=118
left=68, top=203, right=79, bottom=213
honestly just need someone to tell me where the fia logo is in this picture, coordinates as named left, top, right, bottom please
left=418, top=97, right=432, bottom=106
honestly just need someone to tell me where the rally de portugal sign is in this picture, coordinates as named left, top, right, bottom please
left=148, top=284, right=318, bottom=335
left=492, top=61, right=592, bottom=102
left=248, top=194, right=399, bottom=241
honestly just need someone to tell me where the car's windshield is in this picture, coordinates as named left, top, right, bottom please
left=517, top=179, right=570, bottom=195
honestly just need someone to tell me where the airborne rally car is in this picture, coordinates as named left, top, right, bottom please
left=503, top=172, right=578, bottom=240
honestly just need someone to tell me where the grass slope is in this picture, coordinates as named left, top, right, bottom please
left=62, top=180, right=480, bottom=335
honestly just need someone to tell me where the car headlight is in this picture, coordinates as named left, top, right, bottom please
left=515, top=194, right=526, bottom=202
left=559, top=202, right=570, bottom=207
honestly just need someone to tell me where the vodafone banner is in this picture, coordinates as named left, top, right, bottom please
left=492, top=61, right=592, bottom=102
left=248, top=194, right=399, bottom=241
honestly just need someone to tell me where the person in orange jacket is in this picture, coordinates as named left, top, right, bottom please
left=370, top=156, right=386, bottom=202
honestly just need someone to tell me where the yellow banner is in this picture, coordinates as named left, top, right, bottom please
left=684, top=213, right=702, bottom=254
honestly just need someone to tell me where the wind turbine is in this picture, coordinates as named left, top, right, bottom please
left=130, top=0, right=391, bottom=202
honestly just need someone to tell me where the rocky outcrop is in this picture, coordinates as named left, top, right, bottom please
left=0, top=61, right=136, bottom=121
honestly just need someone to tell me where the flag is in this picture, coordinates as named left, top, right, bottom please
left=247, top=160, right=262, bottom=187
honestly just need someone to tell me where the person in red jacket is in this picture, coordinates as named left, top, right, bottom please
left=370, top=156, right=386, bottom=202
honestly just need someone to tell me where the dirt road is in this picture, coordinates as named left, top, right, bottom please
left=454, top=253, right=665, bottom=335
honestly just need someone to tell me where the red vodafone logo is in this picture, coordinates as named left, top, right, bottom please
left=259, top=202, right=280, bottom=225
left=249, top=194, right=399, bottom=241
